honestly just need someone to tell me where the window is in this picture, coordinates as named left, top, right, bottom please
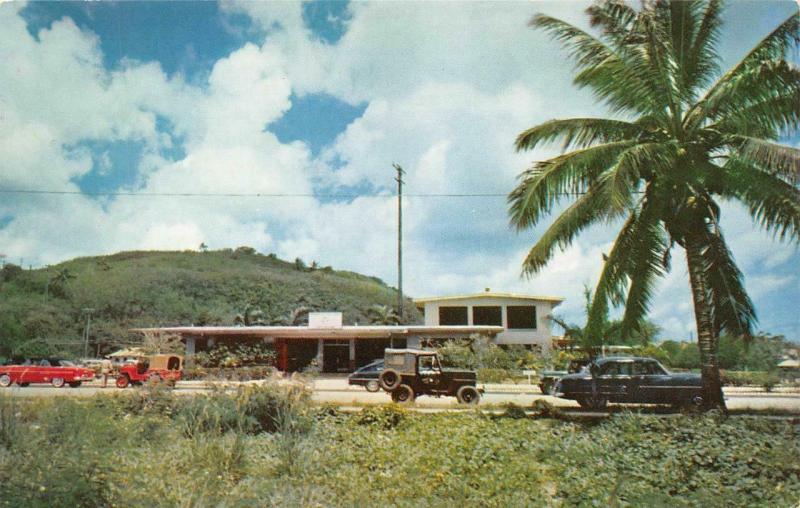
left=473, top=306, right=502, bottom=326
left=602, top=362, right=632, bottom=376
left=507, top=306, right=537, bottom=329
left=439, top=306, right=468, bottom=325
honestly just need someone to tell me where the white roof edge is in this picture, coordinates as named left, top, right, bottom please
left=413, top=293, right=565, bottom=304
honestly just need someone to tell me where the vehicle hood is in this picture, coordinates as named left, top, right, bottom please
left=558, top=372, right=592, bottom=382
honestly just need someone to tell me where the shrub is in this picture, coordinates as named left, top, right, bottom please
left=477, top=368, right=512, bottom=383
left=502, top=402, right=527, bottom=419
left=355, top=405, right=408, bottom=429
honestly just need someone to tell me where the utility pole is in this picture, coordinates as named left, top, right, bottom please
left=82, top=308, right=94, bottom=359
left=394, top=163, right=405, bottom=321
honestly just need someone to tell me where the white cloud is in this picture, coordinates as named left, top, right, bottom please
left=1, top=1, right=798, bottom=343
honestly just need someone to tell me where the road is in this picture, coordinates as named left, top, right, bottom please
left=3, top=380, right=799, bottom=413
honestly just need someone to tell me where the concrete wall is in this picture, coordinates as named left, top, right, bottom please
left=419, top=297, right=558, bottom=350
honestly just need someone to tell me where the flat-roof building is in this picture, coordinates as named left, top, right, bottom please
left=413, top=290, right=564, bottom=351
left=135, top=315, right=503, bottom=373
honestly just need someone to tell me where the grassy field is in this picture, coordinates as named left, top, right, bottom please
left=1, top=385, right=798, bottom=507
left=0, top=249, right=417, bottom=360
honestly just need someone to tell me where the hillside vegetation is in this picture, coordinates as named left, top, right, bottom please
left=0, top=249, right=417, bottom=359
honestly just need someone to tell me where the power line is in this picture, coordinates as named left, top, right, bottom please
left=0, top=188, right=588, bottom=199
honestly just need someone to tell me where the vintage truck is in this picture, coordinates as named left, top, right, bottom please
left=378, top=349, right=481, bottom=404
left=115, top=354, right=183, bottom=388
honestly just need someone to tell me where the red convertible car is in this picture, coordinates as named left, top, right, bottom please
left=0, top=358, right=95, bottom=388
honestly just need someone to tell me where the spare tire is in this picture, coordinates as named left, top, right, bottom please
left=456, top=385, right=480, bottom=405
left=379, top=369, right=401, bottom=391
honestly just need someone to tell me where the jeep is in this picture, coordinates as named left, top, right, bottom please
left=378, top=349, right=481, bottom=404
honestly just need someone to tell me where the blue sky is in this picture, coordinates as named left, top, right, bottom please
left=0, top=1, right=798, bottom=341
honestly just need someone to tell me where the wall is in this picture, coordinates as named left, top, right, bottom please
left=420, top=297, right=557, bottom=350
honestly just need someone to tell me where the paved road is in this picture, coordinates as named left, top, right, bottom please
left=3, top=381, right=799, bottom=412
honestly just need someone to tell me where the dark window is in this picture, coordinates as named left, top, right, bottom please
left=507, top=306, right=537, bottom=329
left=473, top=306, right=502, bottom=326
left=602, top=362, right=632, bottom=376
left=439, top=306, right=468, bottom=325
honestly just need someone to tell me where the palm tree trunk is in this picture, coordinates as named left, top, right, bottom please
left=685, top=237, right=727, bottom=411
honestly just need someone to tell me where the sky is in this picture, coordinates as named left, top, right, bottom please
left=0, top=0, right=798, bottom=341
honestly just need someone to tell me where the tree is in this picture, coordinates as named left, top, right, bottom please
left=509, top=1, right=799, bottom=410
left=367, top=304, right=400, bottom=325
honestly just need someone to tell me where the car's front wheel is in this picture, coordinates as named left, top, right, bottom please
left=456, top=385, right=481, bottom=405
left=577, top=394, right=607, bottom=410
left=391, top=384, right=415, bottom=404
left=51, top=377, right=65, bottom=388
left=0, top=374, right=12, bottom=387
left=365, top=380, right=380, bottom=392
left=116, top=375, right=130, bottom=388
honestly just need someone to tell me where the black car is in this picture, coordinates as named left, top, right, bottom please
left=553, top=356, right=704, bottom=410
left=348, top=359, right=384, bottom=392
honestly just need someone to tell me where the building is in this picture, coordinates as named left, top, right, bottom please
left=413, top=290, right=564, bottom=351
left=135, top=311, right=503, bottom=373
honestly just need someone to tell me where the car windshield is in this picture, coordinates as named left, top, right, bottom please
left=358, top=361, right=383, bottom=373
left=56, top=360, right=75, bottom=367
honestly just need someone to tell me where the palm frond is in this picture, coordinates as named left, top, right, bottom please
left=518, top=178, right=622, bottom=276
left=684, top=0, right=723, bottom=92
left=708, top=81, right=800, bottom=138
left=701, top=223, right=757, bottom=336
left=515, top=118, right=645, bottom=153
left=531, top=14, right=661, bottom=116
left=508, top=140, right=637, bottom=229
left=687, top=12, right=800, bottom=128
left=718, top=157, right=800, bottom=242
left=727, top=136, right=800, bottom=179
left=617, top=215, right=669, bottom=340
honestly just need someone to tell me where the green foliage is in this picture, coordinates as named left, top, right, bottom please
left=354, top=405, right=408, bottom=429
left=437, top=335, right=543, bottom=376
left=1, top=394, right=798, bottom=507
left=0, top=250, right=419, bottom=358
left=192, top=342, right=276, bottom=368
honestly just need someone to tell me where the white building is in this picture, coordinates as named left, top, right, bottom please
left=413, top=291, right=564, bottom=351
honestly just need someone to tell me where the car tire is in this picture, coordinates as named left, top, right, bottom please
left=365, top=380, right=380, bottom=392
left=379, top=369, right=401, bottom=391
left=390, top=384, right=415, bottom=404
left=690, top=395, right=704, bottom=408
left=577, top=394, right=607, bottom=410
left=0, top=374, right=11, bottom=387
left=456, top=385, right=481, bottom=405
left=19, top=383, right=29, bottom=388
left=51, top=377, right=65, bottom=388
left=68, top=381, right=82, bottom=388
left=116, top=375, right=130, bottom=389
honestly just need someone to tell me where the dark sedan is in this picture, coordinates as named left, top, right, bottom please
left=553, top=357, right=704, bottom=410
left=348, top=359, right=384, bottom=392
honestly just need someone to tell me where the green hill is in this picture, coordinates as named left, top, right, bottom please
left=0, top=249, right=419, bottom=359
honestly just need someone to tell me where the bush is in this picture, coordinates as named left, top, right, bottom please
left=355, top=405, right=409, bottom=429
left=721, top=370, right=783, bottom=390
left=477, top=368, right=512, bottom=383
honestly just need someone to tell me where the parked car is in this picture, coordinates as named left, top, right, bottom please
left=348, top=359, right=384, bottom=392
left=116, top=354, right=183, bottom=388
left=378, top=349, right=482, bottom=404
left=538, top=358, right=592, bottom=394
left=0, top=358, right=96, bottom=388
left=553, top=356, right=704, bottom=410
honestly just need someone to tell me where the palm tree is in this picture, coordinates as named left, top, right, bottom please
left=509, top=1, right=799, bottom=410
left=367, top=304, right=401, bottom=325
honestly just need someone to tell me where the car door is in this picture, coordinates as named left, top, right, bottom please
left=637, top=361, right=674, bottom=403
left=632, top=361, right=659, bottom=402
left=597, top=361, right=635, bottom=401
left=417, top=355, right=443, bottom=391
